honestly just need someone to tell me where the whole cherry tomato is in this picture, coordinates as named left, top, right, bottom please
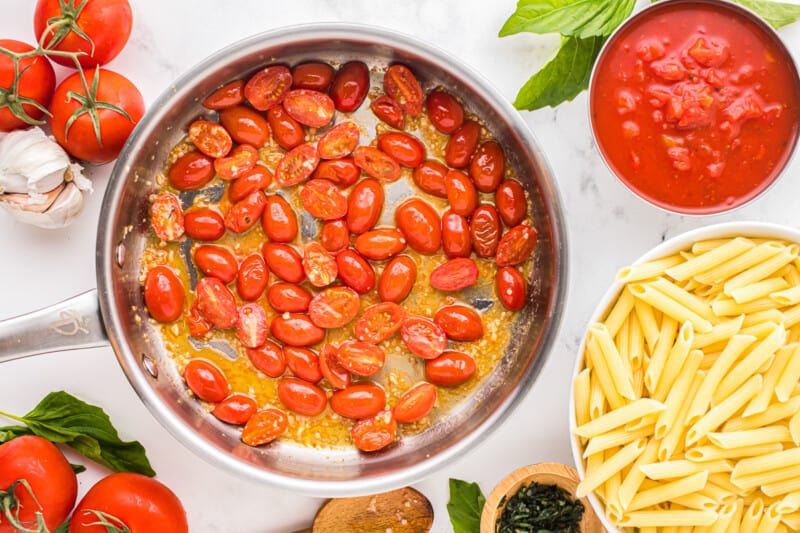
left=331, top=383, right=386, bottom=419
left=330, top=61, right=370, bottom=112
left=412, top=160, right=448, bottom=198
left=236, top=303, right=268, bottom=348
left=469, top=141, right=505, bottom=193
left=319, top=343, right=351, bottom=390
left=384, top=64, right=423, bottom=115
left=308, top=286, right=361, bottom=328
left=194, top=277, right=237, bottom=329
left=355, top=228, right=406, bottom=260
left=425, top=352, right=476, bottom=387
left=291, top=62, right=334, bottom=91
left=370, top=94, right=404, bottom=129
left=312, top=158, right=360, bottom=187
left=214, top=144, right=258, bottom=180
left=247, top=340, right=286, bottom=378
left=0, top=40, right=55, bottom=131
left=320, top=219, right=350, bottom=253
left=496, top=224, right=538, bottom=267
left=318, top=121, right=359, bottom=159
left=378, top=255, right=416, bottom=303
left=219, top=105, right=270, bottom=147
left=470, top=205, right=501, bottom=257
left=267, top=282, right=312, bottom=313
left=224, top=190, right=266, bottom=233
left=495, top=180, right=528, bottom=227
left=301, top=179, right=348, bottom=220
left=445, top=120, right=481, bottom=169
left=434, top=305, right=483, bottom=342
left=277, top=377, right=327, bottom=416
left=425, top=90, right=464, bottom=134
left=393, top=382, right=437, bottom=422
left=236, top=254, right=268, bottom=301
left=241, top=408, right=288, bottom=446
left=395, top=198, right=441, bottom=254
left=355, top=302, right=406, bottom=344
left=400, top=317, right=447, bottom=360
left=347, top=178, right=384, bottom=235
left=186, top=301, right=211, bottom=339
left=202, top=80, right=244, bottom=110
left=441, top=210, right=472, bottom=258
left=496, top=266, right=527, bottom=311
left=229, top=166, right=273, bottom=202
left=275, top=143, right=320, bottom=187
left=377, top=132, right=425, bottom=168
left=184, top=359, right=229, bottom=402
left=168, top=151, right=214, bottom=191
left=353, top=146, right=401, bottom=182
left=336, top=249, right=376, bottom=294
left=303, top=241, right=338, bottom=287
left=262, top=194, right=298, bottom=242
left=351, top=410, right=397, bottom=452
left=144, top=266, right=184, bottom=323
left=336, top=341, right=386, bottom=377
left=270, top=313, right=325, bottom=346
left=445, top=170, right=478, bottom=216
left=285, top=346, right=323, bottom=383
left=429, top=258, right=479, bottom=291
left=188, top=119, right=232, bottom=159
left=262, top=243, right=305, bottom=283
left=267, top=106, right=304, bottom=150
left=213, top=393, right=257, bottom=425
left=244, top=65, right=292, bottom=111
left=150, top=192, right=184, bottom=242
left=283, top=89, right=334, bottom=128
left=194, top=245, right=238, bottom=284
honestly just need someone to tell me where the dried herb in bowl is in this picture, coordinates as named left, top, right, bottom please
left=496, top=481, right=584, bottom=533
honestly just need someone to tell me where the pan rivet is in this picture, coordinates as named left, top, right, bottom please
left=116, top=242, right=126, bottom=268
left=142, top=353, right=158, bottom=378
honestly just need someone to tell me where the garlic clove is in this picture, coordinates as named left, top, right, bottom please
left=0, top=183, right=65, bottom=213
left=0, top=128, right=75, bottom=195
left=1, top=182, right=84, bottom=229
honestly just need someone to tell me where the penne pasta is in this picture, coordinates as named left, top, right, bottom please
left=695, top=242, right=784, bottom=286
left=685, top=443, right=783, bottom=462
left=731, top=464, right=800, bottom=492
left=740, top=498, right=764, bottom=533
left=742, top=309, right=785, bottom=328
left=656, top=350, right=703, bottom=439
left=585, top=335, right=625, bottom=410
left=628, top=472, right=710, bottom=511
left=780, top=513, right=800, bottom=531
left=712, top=324, right=784, bottom=405
left=604, top=286, right=635, bottom=338
left=589, top=370, right=606, bottom=420
left=708, top=500, right=737, bottom=533
left=667, top=237, right=755, bottom=281
left=583, top=425, right=655, bottom=458
left=789, top=409, right=800, bottom=445
left=707, top=426, right=792, bottom=450
left=574, top=398, right=666, bottom=438
left=636, top=299, right=661, bottom=352
left=686, top=375, right=763, bottom=446
left=646, top=316, right=679, bottom=395
left=653, top=322, right=695, bottom=402
left=775, top=343, right=800, bottom=402
left=659, top=372, right=704, bottom=462
left=619, top=510, right=718, bottom=527
left=617, top=254, right=686, bottom=284
left=630, top=283, right=713, bottom=333
left=629, top=312, right=645, bottom=369
left=650, top=277, right=715, bottom=321
left=574, top=367, right=591, bottom=427
left=577, top=438, right=647, bottom=498
left=724, top=245, right=798, bottom=295
left=731, top=277, right=789, bottom=304
left=692, top=315, right=744, bottom=350
left=590, top=323, right=636, bottom=400
left=763, top=477, right=800, bottom=498
left=619, top=439, right=661, bottom=511
left=724, top=395, right=800, bottom=432
left=671, top=493, right=719, bottom=511
left=640, top=460, right=732, bottom=480
left=712, top=297, right=783, bottom=317
left=744, top=345, right=794, bottom=416
left=755, top=503, right=782, bottom=533
left=732, top=448, right=800, bottom=479
left=777, top=491, right=800, bottom=514
left=770, top=284, right=800, bottom=306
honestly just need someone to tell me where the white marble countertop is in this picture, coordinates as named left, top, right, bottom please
left=1, top=1, right=800, bottom=531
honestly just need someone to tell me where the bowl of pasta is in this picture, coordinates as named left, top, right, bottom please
left=570, top=221, right=800, bottom=533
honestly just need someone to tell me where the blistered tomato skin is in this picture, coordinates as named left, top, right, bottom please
left=347, top=178, right=385, bottom=235
left=291, top=62, right=335, bottom=91
left=430, top=258, right=479, bottom=292
left=244, top=65, right=292, bottom=111
left=469, top=141, right=505, bottom=193
left=355, top=228, right=407, bottom=260
left=351, top=410, right=397, bottom=452
left=188, top=120, right=232, bottom=158
left=213, top=393, right=257, bottom=425
left=242, top=407, right=288, bottom=445
left=354, top=146, right=402, bottom=183
left=331, top=383, right=387, bottom=419
left=355, top=302, right=405, bottom=344
left=151, top=193, right=184, bottom=242
left=262, top=194, right=298, bottom=243
left=144, top=266, right=185, bottom=323
left=384, top=64, right=423, bottom=115
left=278, top=377, right=327, bottom=417
left=395, top=198, right=441, bottom=254
left=236, top=303, right=268, bottom=349
left=400, top=317, right=447, bottom=360
left=283, top=89, right=335, bottom=128
left=313, top=159, right=360, bottom=187
left=434, top=305, right=483, bottom=342
left=470, top=205, right=501, bottom=257
left=426, top=352, right=476, bottom=387
left=412, top=160, right=449, bottom=198
left=330, top=61, right=370, bottom=112
left=393, top=382, right=437, bottom=422
left=496, top=266, right=527, bottom=311
left=285, top=346, right=323, bottom=383
left=219, top=105, right=270, bottom=147
left=267, top=282, right=312, bottom=313
left=495, top=180, right=528, bottom=227
left=378, top=255, right=416, bottom=303
left=336, top=249, right=376, bottom=294
left=300, top=179, right=348, bottom=221
left=214, top=144, right=259, bottom=180
left=193, top=245, right=238, bottom=284
left=184, top=359, right=229, bottom=403
left=308, top=286, right=361, bottom=328
left=267, top=106, right=305, bottom=150
left=303, top=242, right=339, bottom=287
left=262, top=243, right=305, bottom=283
left=187, top=302, right=211, bottom=339
left=203, top=80, right=245, bottom=110
left=377, top=132, right=426, bottom=168
left=425, top=90, right=464, bottom=134
left=441, top=210, right=472, bottom=258
left=247, top=341, right=286, bottom=378
left=321, top=219, right=350, bottom=253
left=184, top=208, right=225, bottom=241
left=496, top=224, right=539, bottom=267
left=237, top=254, right=268, bottom=301
left=270, top=313, right=326, bottom=346
left=168, top=152, right=214, bottom=191
left=225, top=190, right=267, bottom=234
left=445, top=170, right=478, bottom=217
left=229, top=166, right=273, bottom=203
left=371, top=95, right=405, bottom=129
left=275, top=143, right=320, bottom=187
left=445, top=120, right=481, bottom=169
left=318, top=121, right=360, bottom=159
left=195, top=277, right=237, bottom=329
left=320, top=344, right=351, bottom=390
left=336, top=341, right=386, bottom=377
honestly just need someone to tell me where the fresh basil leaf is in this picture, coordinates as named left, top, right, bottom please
left=514, top=35, right=605, bottom=110
left=70, top=463, right=87, bottom=474
left=447, top=478, right=486, bottom=533
left=0, top=425, right=32, bottom=443
left=499, top=0, right=635, bottom=38
left=732, top=0, right=800, bottom=28
left=52, top=520, right=70, bottom=533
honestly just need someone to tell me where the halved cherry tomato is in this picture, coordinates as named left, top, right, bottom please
left=495, top=180, right=528, bottom=227
left=370, top=95, right=404, bottom=129
left=330, top=61, right=370, bottom=113
left=336, top=249, right=376, bottom=294
left=188, top=119, right=232, bottom=158
left=144, top=266, right=184, bottom=322
left=351, top=410, right=397, bottom=452
left=400, top=317, right=447, bottom=360
left=151, top=192, right=184, bottom=242
left=445, top=120, right=480, bottom=168
left=284, top=346, right=322, bottom=383
left=195, top=277, right=237, bottom=329
left=303, top=242, right=338, bottom=287
left=469, top=141, right=505, bottom=193
left=270, top=313, right=325, bottom=346
left=247, top=340, right=286, bottom=378
left=219, top=105, right=271, bottom=147
left=277, top=377, right=326, bottom=416
left=336, top=341, right=386, bottom=377
left=353, top=146, right=401, bottom=182
left=308, top=286, right=360, bottom=329
left=236, top=303, right=268, bottom=348
left=267, top=282, right=312, bottom=313
left=395, top=198, right=441, bottom=254
left=202, top=80, right=245, bottom=110
left=320, top=219, right=350, bottom=253
left=267, top=106, right=304, bottom=150
left=312, top=158, right=360, bottom=187
left=301, top=179, right=348, bottom=220
left=184, top=359, right=229, bottom=402
left=355, top=228, right=406, bottom=260
left=433, top=305, right=483, bottom=341
left=213, top=393, right=257, bottom=425
left=496, top=266, right=526, bottom=311
left=229, top=166, right=273, bottom=202
left=168, top=152, right=214, bottom=191
left=377, top=132, right=425, bottom=168
left=262, top=243, right=305, bottom=283
left=237, top=254, right=268, bottom=301
left=241, top=407, right=287, bottom=445
left=225, top=190, right=266, bottom=233
left=378, top=255, right=416, bottom=303
left=425, top=90, right=464, bottom=134
left=194, top=245, right=238, bottom=283
left=393, top=382, right=437, bottom=423
left=412, top=160, right=448, bottom=198
left=470, top=205, right=501, bottom=257
left=441, top=210, right=472, bottom=258
left=319, top=343, right=351, bottom=390
left=384, top=64, right=423, bottom=115
left=425, top=352, right=476, bottom=387
left=331, top=383, right=386, bottom=419
left=261, top=194, right=298, bottom=242
left=355, top=302, right=405, bottom=344
left=283, top=89, right=335, bottom=128
left=184, top=208, right=225, bottom=241
left=496, top=224, right=538, bottom=267
left=187, top=301, right=211, bottom=338
left=275, top=143, right=320, bottom=187
left=244, top=65, right=292, bottom=111
left=445, top=169, right=477, bottom=216
left=214, top=144, right=258, bottom=180
left=291, top=62, right=334, bottom=91
left=346, top=178, right=384, bottom=235
left=430, top=258, right=479, bottom=291
left=318, top=121, right=360, bottom=159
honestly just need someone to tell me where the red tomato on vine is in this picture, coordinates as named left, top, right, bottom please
left=0, top=39, right=56, bottom=131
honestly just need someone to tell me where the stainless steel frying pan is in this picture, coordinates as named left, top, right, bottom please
left=0, top=24, right=567, bottom=496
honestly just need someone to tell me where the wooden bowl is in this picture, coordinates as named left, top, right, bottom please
left=480, top=463, right=604, bottom=533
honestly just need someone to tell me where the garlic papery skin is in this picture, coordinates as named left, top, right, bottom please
left=2, top=182, right=84, bottom=229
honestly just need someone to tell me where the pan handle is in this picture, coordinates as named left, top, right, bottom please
left=0, top=289, right=109, bottom=363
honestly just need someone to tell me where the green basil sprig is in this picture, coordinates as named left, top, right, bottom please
left=447, top=478, right=486, bottom=533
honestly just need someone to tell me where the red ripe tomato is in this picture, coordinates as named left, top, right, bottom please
left=400, top=317, right=447, bottom=360
left=331, top=383, right=386, bottom=419
left=347, top=178, right=384, bottom=234
left=224, top=190, right=267, bottom=233
left=283, top=89, right=334, bottom=128
left=150, top=192, right=184, bottom=242
left=187, top=301, right=211, bottom=339
left=168, top=152, right=214, bottom=191
left=496, top=266, right=527, bottom=311
left=262, top=243, right=305, bottom=283
left=184, top=208, right=225, bottom=241
left=194, top=245, right=238, bottom=283
left=237, top=254, right=268, bottom=301
left=351, top=410, right=397, bottom=452
left=301, top=179, right=348, bottom=220
left=219, top=105, right=271, bottom=147
left=336, top=249, right=376, bottom=294
left=303, top=241, right=338, bottom=287
left=425, top=90, right=464, bottom=134
left=378, top=255, right=416, bottom=303
left=393, top=382, right=437, bottom=423
left=184, top=359, right=229, bottom=402
left=262, top=194, right=298, bottom=242
left=445, top=170, right=478, bottom=216
left=496, top=224, right=539, bottom=267
left=275, top=143, right=320, bottom=187
left=0, top=436, right=77, bottom=532
left=495, top=180, right=528, bottom=227
left=412, top=160, right=449, bottom=198
left=308, top=286, right=361, bottom=329
left=34, top=0, right=132, bottom=68
left=0, top=40, right=55, bottom=131
left=187, top=120, right=232, bottom=159
left=377, top=132, right=425, bottom=168
left=330, top=61, right=370, bottom=112
left=426, top=352, right=476, bottom=387
left=370, top=94, right=404, bottom=129
left=267, top=105, right=305, bottom=150
left=430, top=258, right=479, bottom=291
left=247, top=340, right=286, bottom=378
left=384, top=64, right=423, bottom=115
left=355, top=302, right=405, bottom=344
left=336, top=341, right=386, bottom=377
left=291, top=62, right=334, bottom=91
left=319, top=343, right=351, bottom=390
left=229, top=166, right=273, bottom=202
left=445, top=120, right=481, bottom=169
left=214, top=144, right=259, bottom=182
left=50, top=69, right=144, bottom=163
left=202, top=80, right=244, bottom=110
left=241, top=408, right=288, bottom=446
left=434, top=305, right=483, bottom=342
left=355, top=228, right=407, bottom=260
left=277, top=377, right=327, bottom=416
left=270, top=313, right=325, bottom=346
left=236, top=303, right=268, bottom=348
left=213, top=393, right=257, bottom=425
left=320, top=219, right=350, bottom=253
left=312, top=158, right=360, bottom=187
left=144, top=266, right=184, bottom=323
left=195, top=277, right=237, bottom=329
left=353, top=146, right=401, bottom=182
left=395, top=198, right=441, bottom=254
left=469, top=141, right=505, bottom=193
left=267, top=282, right=312, bottom=313
left=244, top=65, right=292, bottom=111
left=318, top=121, right=360, bottom=159
left=441, top=210, right=472, bottom=258
left=470, top=205, right=501, bottom=257
left=68, top=473, right=188, bottom=533
left=284, top=346, right=322, bottom=383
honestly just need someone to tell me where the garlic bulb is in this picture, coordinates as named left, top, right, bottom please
left=0, top=127, right=91, bottom=229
